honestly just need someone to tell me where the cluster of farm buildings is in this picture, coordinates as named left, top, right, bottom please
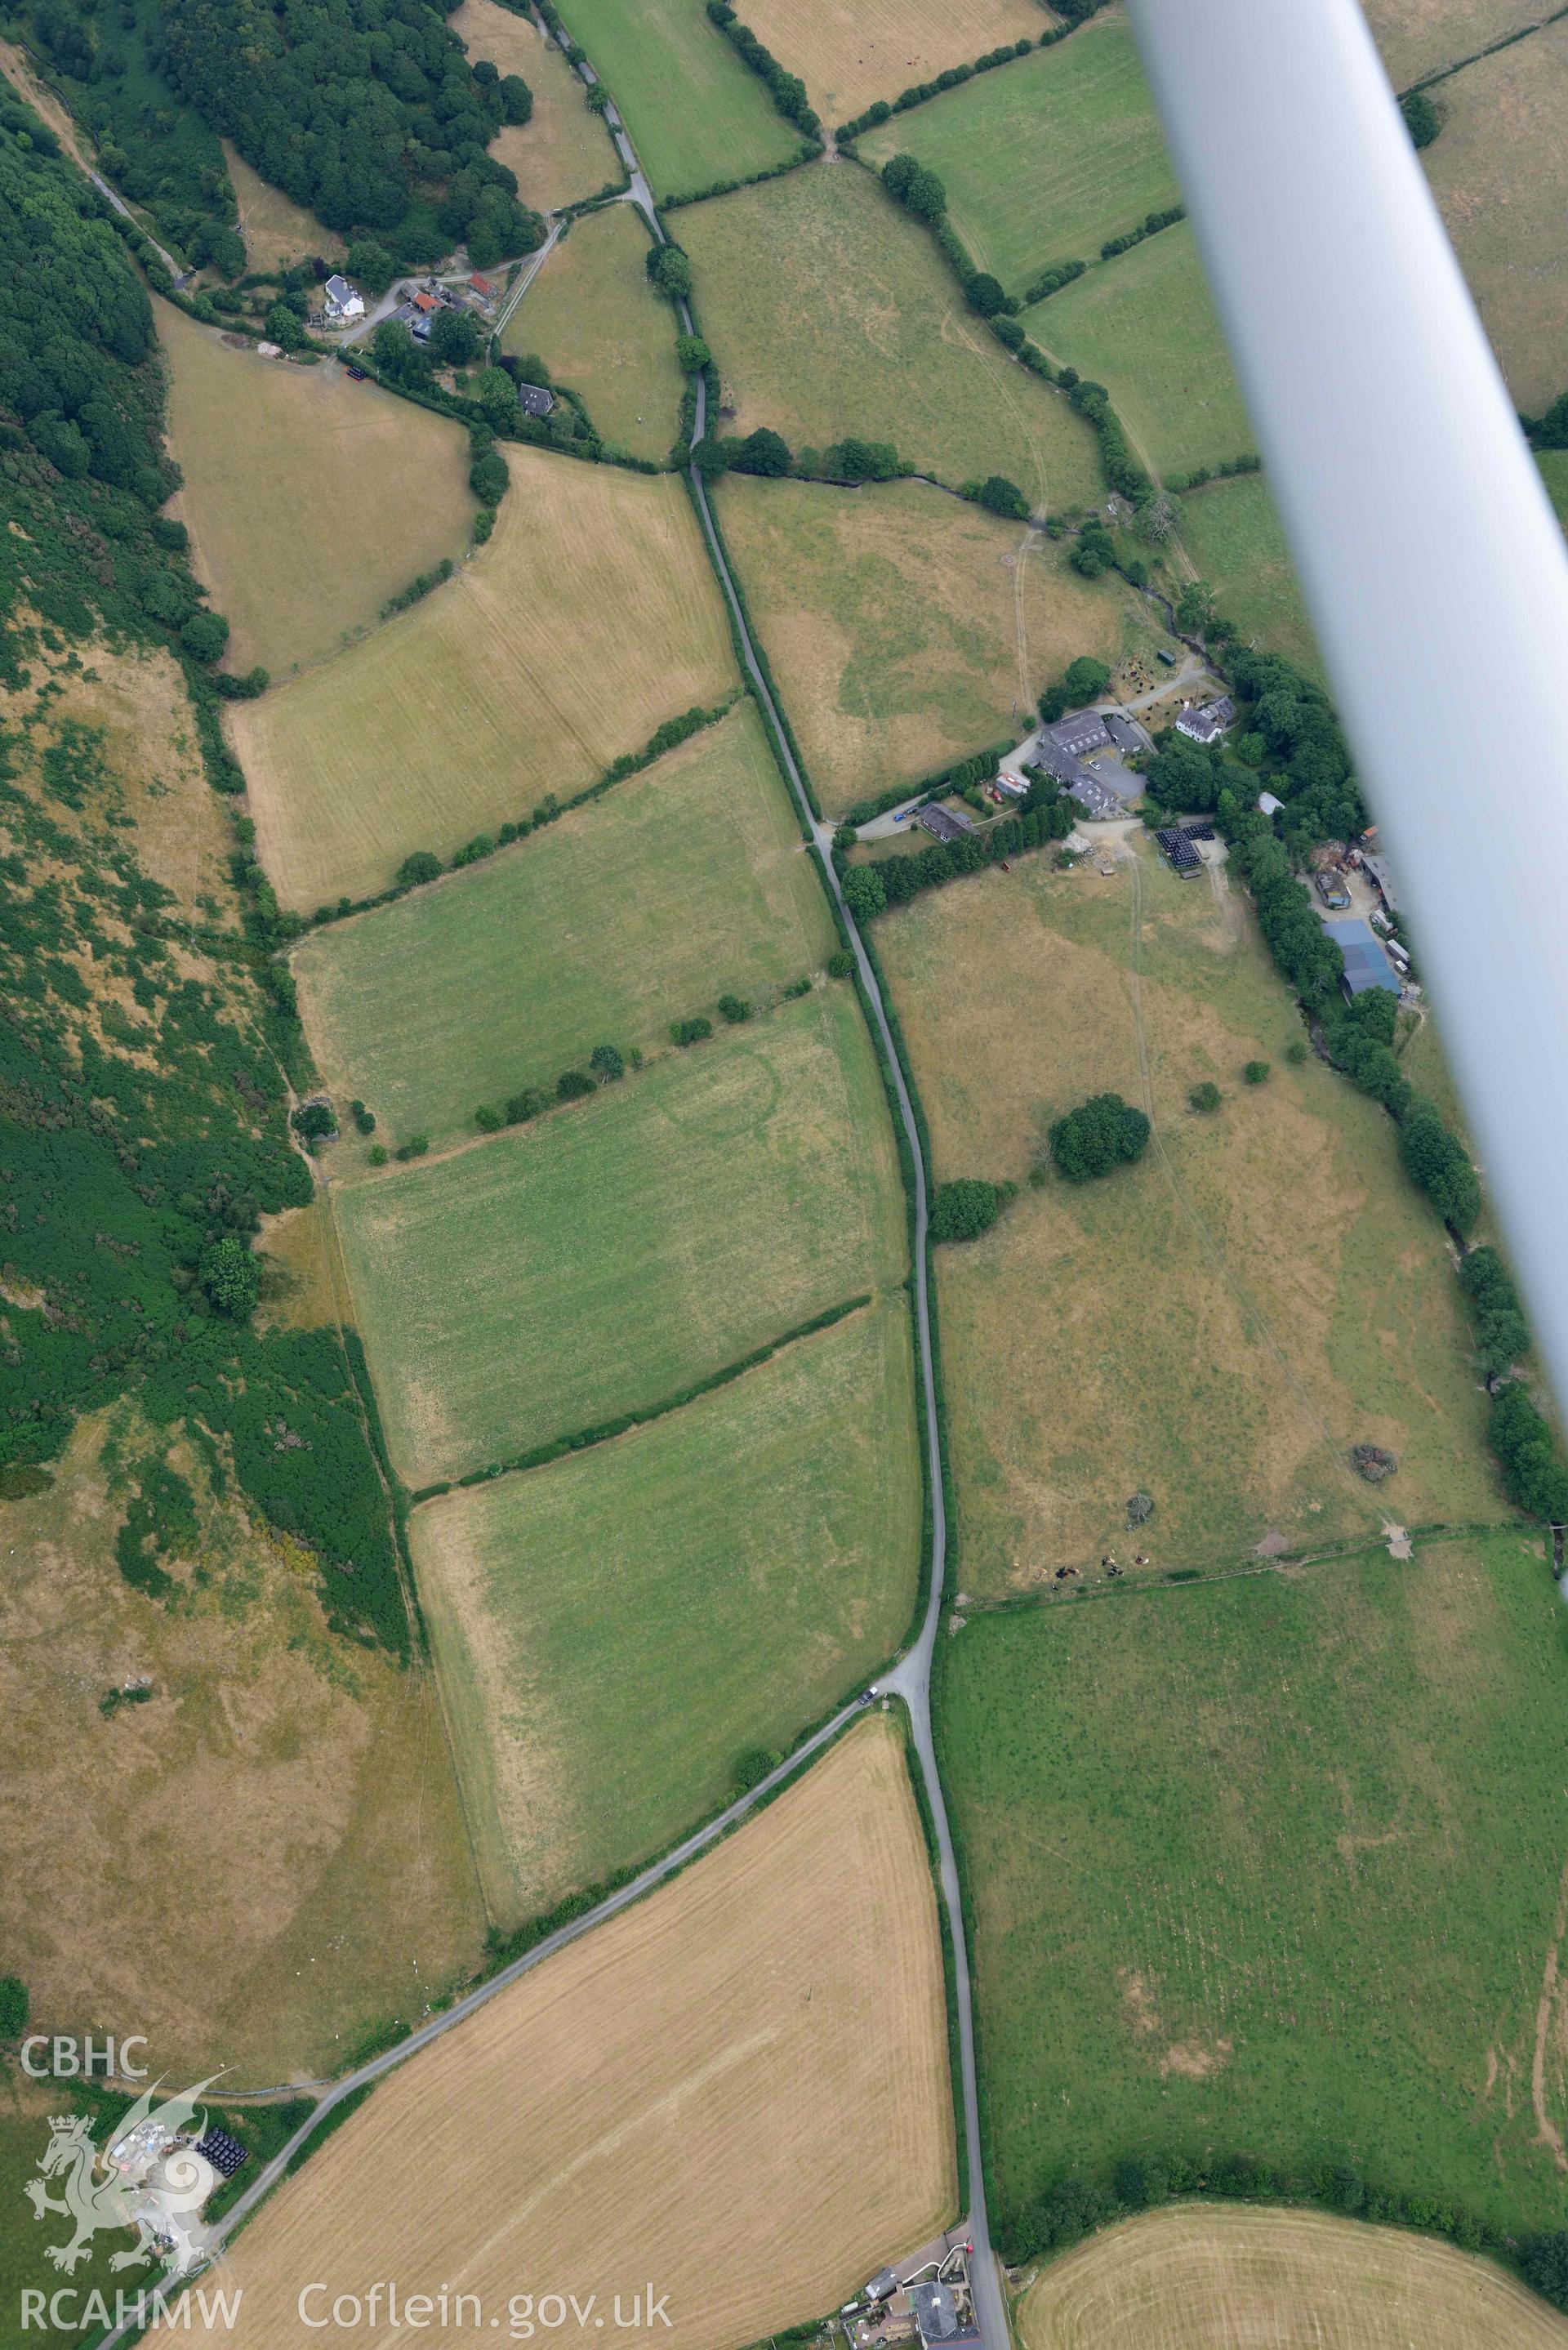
left=844, top=2242, right=981, bottom=2350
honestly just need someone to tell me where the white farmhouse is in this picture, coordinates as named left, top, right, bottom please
left=323, top=273, right=365, bottom=323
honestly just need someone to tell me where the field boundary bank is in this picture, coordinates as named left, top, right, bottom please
left=405, top=1291, right=878, bottom=1501
left=286, top=693, right=740, bottom=931
left=1404, top=2, right=1568, bottom=91
left=956, top=1516, right=1538, bottom=1621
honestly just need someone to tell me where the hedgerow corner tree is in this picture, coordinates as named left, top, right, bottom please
left=880, top=152, right=947, bottom=223
left=731, top=427, right=791, bottom=477
left=930, top=1179, right=1004, bottom=1242
left=974, top=475, right=1029, bottom=519
left=1049, top=1093, right=1151, bottom=1182
left=648, top=244, right=693, bottom=300
left=842, top=867, right=887, bottom=923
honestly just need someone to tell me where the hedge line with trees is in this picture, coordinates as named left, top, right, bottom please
left=841, top=792, right=1073, bottom=923
left=0, top=111, right=408, bottom=1651
left=834, top=6, right=1110, bottom=140
left=1001, top=2144, right=1568, bottom=2319
left=703, top=1, right=820, bottom=140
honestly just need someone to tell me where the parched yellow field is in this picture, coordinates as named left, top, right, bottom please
left=450, top=0, right=617, bottom=210
left=873, top=839, right=1500, bottom=1585
left=1360, top=0, right=1548, bottom=87
left=177, top=1717, right=956, bottom=2349
left=739, top=0, right=1047, bottom=126
left=233, top=445, right=737, bottom=910
left=502, top=201, right=684, bottom=460
left=0, top=1409, right=483, bottom=2088
left=222, top=140, right=341, bottom=274
left=1016, top=2204, right=1568, bottom=2350
left=717, top=474, right=1162, bottom=814
left=1422, top=19, right=1568, bottom=412
left=159, top=303, right=474, bottom=680
left=677, top=165, right=1105, bottom=510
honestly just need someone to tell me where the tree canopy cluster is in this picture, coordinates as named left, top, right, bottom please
left=158, top=0, right=542, bottom=262
left=1048, top=1093, right=1150, bottom=1184
left=930, top=1179, right=1004, bottom=1242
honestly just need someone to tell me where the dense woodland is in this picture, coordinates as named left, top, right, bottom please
left=0, top=96, right=408, bottom=1652
left=159, top=0, right=541, bottom=262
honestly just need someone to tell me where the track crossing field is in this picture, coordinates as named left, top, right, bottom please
left=333, top=988, right=906, bottom=1486
left=1016, top=2205, right=1568, bottom=2350
left=550, top=0, right=801, bottom=196
left=939, top=1536, right=1568, bottom=2236
left=861, top=17, right=1180, bottom=298
left=1021, top=223, right=1251, bottom=484
left=159, top=305, right=474, bottom=680
left=872, top=838, right=1499, bottom=1584
left=177, top=1718, right=956, bottom=2350
left=410, top=1296, right=920, bottom=1919
left=676, top=166, right=1105, bottom=509
left=230, top=446, right=737, bottom=911
left=715, top=475, right=1159, bottom=814
left=291, top=702, right=832, bottom=1153
left=502, top=201, right=684, bottom=462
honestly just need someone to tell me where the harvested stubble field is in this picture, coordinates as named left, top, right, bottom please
left=677, top=166, right=1105, bottom=509
left=450, top=0, right=617, bottom=212
left=1360, top=0, right=1549, bottom=89
left=232, top=446, right=737, bottom=911
left=334, top=987, right=906, bottom=1486
left=550, top=0, right=801, bottom=196
left=172, top=1716, right=956, bottom=2349
left=292, top=702, right=832, bottom=1152
left=409, top=1295, right=920, bottom=1920
left=502, top=201, right=684, bottom=461
left=222, top=140, right=341, bottom=274
left=1022, top=223, right=1251, bottom=484
left=861, top=16, right=1180, bottom=299
left=158, top=303, right=474, bottom=680
left=1421, top=20, right=1568, bottom=413
left=871, top=841, right=1500, bottom=1586
left=738, top=0, right=1045, bottom=127
left=1171, top=476, right=1324, bottom=680
left=1015, top=2204, right=1568, bottom=2350
left=938, top=1536, right=1568, bottom=2235
left=717, top=475, right=1156, bottom=814
left=0, top=1407, right=483, bottom=2086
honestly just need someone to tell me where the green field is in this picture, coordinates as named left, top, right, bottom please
left=293, top=702, right=832, bottom=1152
left=1022, top=221, right=1252, bottom=483
left=549, top=0, right=802, bottom=196
left=677, top=164, right=1105, bottom=510
left=335, top=987, right=906, bottom=1486
left=716, top=475, right=1162, bottom=814
left=1173, top=475, right=1324, bottom=680
left=501, top=202, right=684, bottom=462
left=1539, top=450, right=1568, bottom=527
left=938, top=1534, right=1568, bottom=2239
left=1422, top=20, right=1568, bottom=413
left=861, top=16, right=1180, bottom=298
left=871, top=840, right=1501, bottom=1588
left=410, top=1295, right=920, bottom=1920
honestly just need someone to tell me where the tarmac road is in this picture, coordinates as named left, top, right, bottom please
left=100, top=60, right=1008, bottom=2350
